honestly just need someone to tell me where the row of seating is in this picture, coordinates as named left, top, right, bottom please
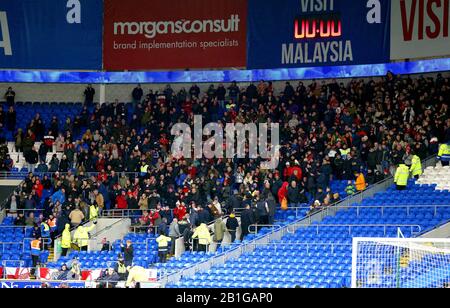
left=169, top=179, right=450, bottom=288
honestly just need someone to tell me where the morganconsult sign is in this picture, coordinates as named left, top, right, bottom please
left=103, top=0, right=247, bottom=70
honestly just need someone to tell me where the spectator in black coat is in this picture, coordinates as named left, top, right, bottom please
left=226, top=213, right=239, bottom=243
left=271, top=173, right=283, bottom=203
left=132, top=84, right=144, bottom=104
left=256, top=199, right=269, bottom=225
left=6, top=106, right=16, bottom=132
left=4, top=87, right=15, bottom=106
left=38, top=143, right=48, bottom=164
left=121, top=240, right=134, bottom=267
left=265, top=194, right=277, bottom=225
left=287, top=181, right=301, bottom=205
left=225, top=192, right=241, bottom=214
left=14, top=212, right=26, bottom=226
left=84, top=84, right=95, bottom=106
left=24, top=147, right=38, bottom=173
left=240, top=204, right=255, bottom=241
left=198, top=207, right=212, bottom=225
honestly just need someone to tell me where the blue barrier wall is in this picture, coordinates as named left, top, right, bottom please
left=0, top=58, right=449, bottom=84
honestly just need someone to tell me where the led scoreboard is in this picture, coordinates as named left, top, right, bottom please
left=294, top=14, right=342, bottom=40
left=247, top=0, right=390, bottom=69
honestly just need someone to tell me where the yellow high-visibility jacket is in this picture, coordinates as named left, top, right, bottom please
left=192, top=223, right=212, bottom=246
left=73, top=224, right=96, bottom=248
left=61, top=224, right=72, bottom=249
left=410, top=155, right=422, bottom=177
left=394, top=164, right=410, bottom=186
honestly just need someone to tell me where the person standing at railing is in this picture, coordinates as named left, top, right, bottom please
left=158, top=217, right=168, bottom=236
left=30, top=237, right=41, bottom=277
left=226, top=213, right=239, bottom=243
left=240, top=204, right=255, bottom=241
left=192, top=223, right=212, bottom=252
left=73, top=221, right=97, bottom=251
left=116, top=255, right=128, bottom=281
left=265, top=194, right=277, bottom=225
left=93, top=189, right=104, bottom=216
left=277, top=181, right=289, bottom=210
left=41, top=221, right=51, bottom=250
left=47, top=214, right=57, bottom=239
left=89, top=203, right=99, bottom=221
left=24, top=146, right=39, bottom=174
left=156, top=230, right=172, bottom=263
left=213, top=215, right=226, bottom=251
left=394, top=163, right=410, bottom=191
left=168, top=218, right=181, bottom=256
left=173, top=201, right=187, bottom=221
left=69, top=206, right=85, bottom=228
left=437, top=141, right=450, bottom=167
left=410, top=154, right=423, bottom=179
left=61, top=224, right=72, bottom=257
left=121, top=240, right=134, bottom=267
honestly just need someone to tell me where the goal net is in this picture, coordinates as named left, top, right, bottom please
left=351, top=238, right=450, bottom=288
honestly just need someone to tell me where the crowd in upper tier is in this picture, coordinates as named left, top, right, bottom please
left=2, top=73, right=449, bottom=237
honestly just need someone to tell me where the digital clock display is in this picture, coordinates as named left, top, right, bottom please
left=294, top=14, right=342, bottom=40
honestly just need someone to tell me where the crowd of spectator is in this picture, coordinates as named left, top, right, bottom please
left=2, top=72, right=449, bottom=253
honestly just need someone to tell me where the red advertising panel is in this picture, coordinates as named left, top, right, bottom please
left=104, top=0, right=247, bottom=70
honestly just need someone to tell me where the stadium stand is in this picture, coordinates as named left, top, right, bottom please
left=169, top=178, right=450, bottom=288
left=0, top=73, right=449, bottom=287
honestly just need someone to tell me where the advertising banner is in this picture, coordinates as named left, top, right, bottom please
left=391, top=0, right=450, bottom=60
left=0, top=0, right=103, bottom=70
left=103, top=0, right=247, bottom=70
left=0, top=280, right=86, bottom=288
left=247, top=0, right=391, bottom=69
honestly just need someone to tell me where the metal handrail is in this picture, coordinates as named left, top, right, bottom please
left=187, top=238, right=212, bottom=252
left=244, top=242, right=352, bottom=254
left=291, top=224, right=422, bottom=236
left=0, top=237, right=52, bottom=254
left=132, top=225, right=160, bottom=236
left=294, top=204, right=450, bottom=218
left=89, top=218, right=128, bottom=239
left=0, top=225, right=32, bottom=229
left=248, top=224, right=282, bottom=234
left=0, top=242, right=24, bottom=253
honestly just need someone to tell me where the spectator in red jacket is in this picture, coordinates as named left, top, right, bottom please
left=97, top=170, right=108, bottom=183
left=173, top=201, right=187, bottom=221
left=277, top=182, right=289, bottom=204
left=33, top=179, right=44, bottom=199
left=116, top=191, right=128, bottom=209
left=95, top=154, right=106, bottom=172
left=139, top=210, right=150, bottom=225
left=283, top=161, right=302, bottom=181
left=149, top=209, right=161, bottom=226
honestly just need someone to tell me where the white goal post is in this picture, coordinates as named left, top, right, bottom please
left=351, top=238, right=450, bottom=288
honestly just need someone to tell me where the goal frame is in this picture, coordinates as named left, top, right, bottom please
left=351, top=237, right=450, bottom=288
